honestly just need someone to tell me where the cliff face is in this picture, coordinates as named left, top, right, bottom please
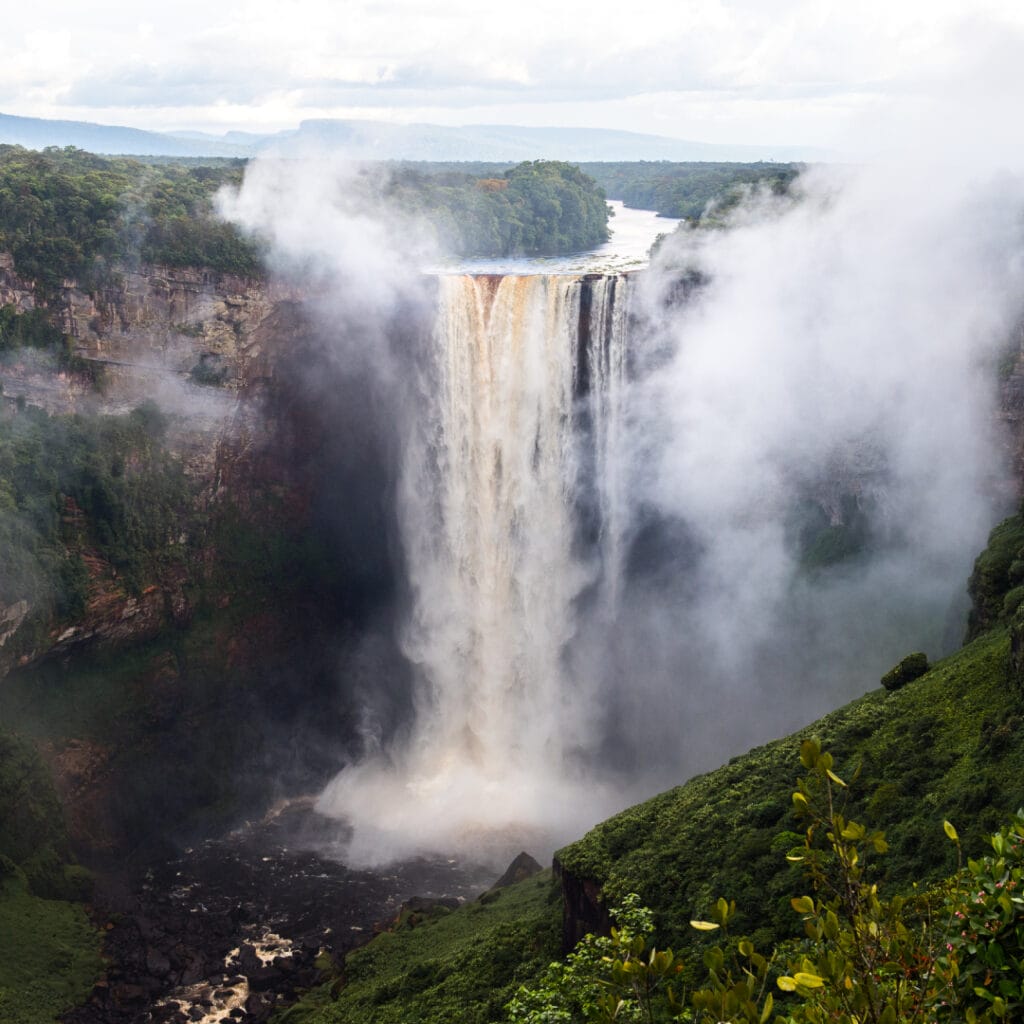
left=0, top=253, right=406, bottom=860
left=0, top=252, right=296, bottom=410
left=0, top=254, right=307, bottom=680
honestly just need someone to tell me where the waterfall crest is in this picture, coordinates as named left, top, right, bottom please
left=316, top=272, right=631, bottom=864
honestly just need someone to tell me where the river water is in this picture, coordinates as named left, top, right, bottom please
left=430, top=200, right=681, bottom=275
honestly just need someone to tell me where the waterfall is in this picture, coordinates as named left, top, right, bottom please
left=316, top=272, right=631, bottom=864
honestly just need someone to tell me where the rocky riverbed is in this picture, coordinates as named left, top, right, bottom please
left=64, top=801, right=498, bottom=1024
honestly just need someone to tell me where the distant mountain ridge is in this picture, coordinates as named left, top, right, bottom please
left=0, top=110, right=828, bottom=162
left=0, top=112, right=250, bottom=157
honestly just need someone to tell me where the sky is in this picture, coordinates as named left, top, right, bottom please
left=4, top=0, right=1024, bottom=154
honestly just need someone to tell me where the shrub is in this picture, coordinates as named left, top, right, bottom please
left=881, top=651, right=930, bottom=691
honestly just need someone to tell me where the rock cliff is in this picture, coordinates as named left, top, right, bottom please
left=0, top=255, right=307, bottom=680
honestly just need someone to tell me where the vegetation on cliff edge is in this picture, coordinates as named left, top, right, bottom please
left=389, top=160, right=802, bottom=223
left=381, top=160, right=610, bottom=257
left=0, top=144, right=261, bottom=294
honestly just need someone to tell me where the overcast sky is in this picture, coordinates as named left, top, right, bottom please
left=5, top=0, right=1024, bottom=154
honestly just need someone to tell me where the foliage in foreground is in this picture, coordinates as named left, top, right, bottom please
left=512, top=741, right=1024, bottom=1024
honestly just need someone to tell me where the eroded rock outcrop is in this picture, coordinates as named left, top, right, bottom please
left=553, top=856, right=611, bottom=954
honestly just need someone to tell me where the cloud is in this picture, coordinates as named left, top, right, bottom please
left=58, top=61, right=287, bottom=109
left=7, top=0, right=1024, bottom=149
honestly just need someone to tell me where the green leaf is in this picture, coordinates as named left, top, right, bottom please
left=799, top=739, right=820, bottom=769
left=715, top=897, right=731, bottom=924
left=791, top=895, right=815, bottom=914
left=826, top=768, right=846, bottom=787
left=689, top=920, right=719, bottom=931
left=760, top=992, right=774, bottom=1023
left=777, top=976, right=797, bottom=992
left=944, top=820, right=960, bottom=842
left=793, top=972, right=825, bottom=988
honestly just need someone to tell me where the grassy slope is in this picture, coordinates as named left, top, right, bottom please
left=557, top=628, right=1021, bottom=948
left=0, top=734, right=102, bottom=1023
left=275, top=873, right=560, bottom=1024
left=0, top=872, right=102, bottom=1024
left=275, top=626, right=1023, bottom=1024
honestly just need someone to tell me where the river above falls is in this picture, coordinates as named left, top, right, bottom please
left=431, top=200, right=681, bottom=276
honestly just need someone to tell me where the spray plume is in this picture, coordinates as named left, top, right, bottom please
left=220, top=152, right=1024, bottom=868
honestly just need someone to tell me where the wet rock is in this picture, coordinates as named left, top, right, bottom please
left=237, top=943, right=262, bottom=977
left=146, top=946, right=172, bottom=977
left=111, top=982, right=148, bottom=1007
left=180, top=957, right=206, bottom=986
left=247, top=964, right=283, bottom=993
left=63, top=805, right=495, bottom=1022
left=244, top=992, right=275, bottom=1023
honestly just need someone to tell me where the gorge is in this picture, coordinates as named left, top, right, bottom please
left=5, top=157, right=1024, bottom=1023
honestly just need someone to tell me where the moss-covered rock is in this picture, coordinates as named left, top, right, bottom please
left=880, top=651, right=930, bottom=691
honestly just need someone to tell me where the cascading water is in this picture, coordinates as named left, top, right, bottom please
left=316, top=272, right=631, bottom=865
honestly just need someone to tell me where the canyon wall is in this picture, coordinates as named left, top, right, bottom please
left=0, top=256, right=308, bottom=680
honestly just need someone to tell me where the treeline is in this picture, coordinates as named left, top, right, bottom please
left=381, top=160, right=610, bottom=257
left=0, top=148, right=619, bottom=298
left=0, top=146, right=261, bottom=297
left=395, top=159, right=802, bottom=222
left=580, top=161, right=801, bottom=220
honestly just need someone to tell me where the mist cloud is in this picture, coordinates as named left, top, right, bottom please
left=593, top=160, right=1024, bottom=790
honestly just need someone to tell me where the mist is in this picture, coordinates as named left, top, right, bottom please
left=218, top=151, right=1024, bottom=869
left=600, top=161, right=1024, bottom=790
